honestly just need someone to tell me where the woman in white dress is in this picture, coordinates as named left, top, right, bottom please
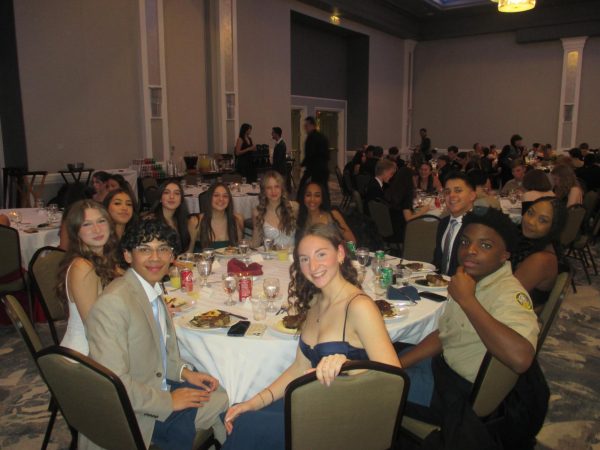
left=56, top=200, right=122, bottom=355
left=252, top=171, right=298, bottom=248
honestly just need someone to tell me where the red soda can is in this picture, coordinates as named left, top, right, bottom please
left=238, top=275, right=252, bottom=302
left=434, top=197, right=441, bottom=208
left=181, top=268, right=194, bottom=293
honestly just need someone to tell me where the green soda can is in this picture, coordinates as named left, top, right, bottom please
left=346, top=241, right=356, bottom=258
left=375, top=250, right=386, bottom=262
left=379, top=266, right=393, bottom=289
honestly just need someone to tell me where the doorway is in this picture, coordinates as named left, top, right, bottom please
left=316, top=110, right=339, bottom=174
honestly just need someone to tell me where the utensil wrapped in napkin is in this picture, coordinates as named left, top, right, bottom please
left=227, top=258, right=263, bottom=276
left=386, top=285, right=420, bottom=301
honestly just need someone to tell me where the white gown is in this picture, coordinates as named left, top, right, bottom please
left=263, top=221, right=295, bottom=248
left=60, top=263, right=92, bottom=355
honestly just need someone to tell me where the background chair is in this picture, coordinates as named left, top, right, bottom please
left=559, top=205, right=588, bottom=286
left=0, top=224, right=32, bottom=318
left=285, top=360, right=409, bottom=450
left=335, top=167, right=351, bottom=209
left=351, top=190, right=364, bottom=215
left=402, top=215, right=441, bottom=262
left=36, top=346, right=218, bottom=450
left=368, top=200, right=401, bottom=254
left=2, top=295, right=75, bottom=450
left=537, top=271, right=571, bottom=352
left=28, top=246, right=67, bottom=345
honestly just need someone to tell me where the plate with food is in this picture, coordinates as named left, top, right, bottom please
left=396, top=260, right=436, bottom=274
left=375, top=300, right=409, bottom=322
left=214, top=246, right=256, bottom=259
left=178, top=310, right=239, bottom=331
left=164, top=296, right=194, bottom=312
left=409, top=274, right=450, bottom=291
left=269, top=314, right=301, bottom=336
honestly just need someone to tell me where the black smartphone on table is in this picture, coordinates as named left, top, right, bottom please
left=227, top=321, right=251, bottom=337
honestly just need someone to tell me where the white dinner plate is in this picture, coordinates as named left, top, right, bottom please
left=379, top=302, right=410, bottom=322
left=409, top=275, right=450, bottom=292
left=268, top=318, right=299, bottom=337
left=396, top=260, right=436, bottom=273
left=214, top=247, right=255, bottom=260
left=176, top=311, right=240, bottom=332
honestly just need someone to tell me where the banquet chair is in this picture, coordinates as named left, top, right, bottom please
left=1, top=295, right=76, bottom=450
left=402, top=215, right=441, bottom=262
left=368, top=200, right=401, bottom=254
left=537, top=271, right=571, bottom=352
left=58, top=168, right=95, bottom=185
left=284, top=360, right=409, bottom=450
left=144, top=186, right=161, bottom=207
left=355, top=174, right=370, bottom=197
left=352, top=190, right=364, bottom=215
left=28, top=246, right=67, bottom=345
left=0, top=224, right=33, bottom=318
left=401, top=353, right=519, bottom=442
left=560, top=205, right=588, bottom=286
left=36, top=346, right=219, bottom=450
left=335, top=167, right=351, bottom=209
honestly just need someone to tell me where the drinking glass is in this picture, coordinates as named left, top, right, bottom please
left=263, top=277, right=280, bottom=313
left=222, top=273, right=238, bottom=306
left=197, top=260, right=211, bottom=287
left=251, top=298, right=267, bottom=321
left=509, top=189, right=518, bottom=205
left=263, top=238, right=274, bottom=259
left=8, top=210, right=22, bottom=230
left=241, top=177, right=247, bottom=185
left=238, top=239, right=250, bottom=262
left=202, top=248, right=215, bottom=264
left=169, top=265, right=181, bottom=290
left=356, top=247, right=370, bottom=268
left=357, top=267, right=367, bottom=285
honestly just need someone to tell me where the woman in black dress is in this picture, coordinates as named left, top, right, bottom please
left=235, top=123, right=257, bottom=182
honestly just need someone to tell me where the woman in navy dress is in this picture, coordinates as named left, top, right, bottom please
left=223, top=223, right=401, bottom=449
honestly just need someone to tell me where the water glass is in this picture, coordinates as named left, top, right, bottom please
left=263, top=238, right=274, bottom=259
left=356, top=247, right=370, bottom=268
left=197, top=260, right=211, bottom=287
left=8, top=210, right=22, bottom=230
left=263, top=277, right=280, bottom=313
left=241, top=177, right=247, bottom=185
left=222, top=273, right=238, bottom=306
left=251, top=298, right=267, bottom=321
left=238, top=239, right=250, bottom=262
left=169, top=265, right=181, bottom=290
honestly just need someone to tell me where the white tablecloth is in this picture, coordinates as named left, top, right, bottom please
left=173, top=257, right=445, bottom=403
left=183, top=184, right=260, bottom=219
left=0, top=208, right=61, bottom=267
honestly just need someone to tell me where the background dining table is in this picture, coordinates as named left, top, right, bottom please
left=0, top=208, right=61, bottom=267
left=183, top=183, right=260, bottom=219
left=171, top=254, right=446, bottom=404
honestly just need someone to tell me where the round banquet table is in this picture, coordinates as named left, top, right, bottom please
left=183, top=184, right=260, bottom=219
left=172, top=255, right=446, bottom=404
left=0, top=208, right=61, bottom=267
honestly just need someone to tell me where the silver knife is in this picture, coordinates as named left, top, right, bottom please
left=218, top=309, right=248, bottom=320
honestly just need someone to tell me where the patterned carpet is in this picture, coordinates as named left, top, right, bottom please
left=0, top=181, right=599, bottom=449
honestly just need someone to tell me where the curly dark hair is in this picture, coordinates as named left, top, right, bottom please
left=511, top=196, right=567, bottom=270
left=121, top=218, right=179, bottom=252
left=255, top=171, right=296, bottom=241
left=56, top=200, right=122, bottom=299
left=461, top=206, right=519, bottom=254
left=288, top=223, right=360, bottom=331
left=195, top=183, right=239, bottom=250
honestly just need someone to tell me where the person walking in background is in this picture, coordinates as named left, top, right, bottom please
left=419, top=128, right=432, bottom=161
left=271, top=127, right=289, bottom=191
left=299, top=116, right=330, bottom=197
left=235, top=123, right=257, bottom=183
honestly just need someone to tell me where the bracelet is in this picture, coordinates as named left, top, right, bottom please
left=257, top=392, right=266, bottom=408
left=266, top=388, right=275, bottom=404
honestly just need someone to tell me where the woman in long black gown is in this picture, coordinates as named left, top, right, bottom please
left=235, top=123, right=257, bottom=182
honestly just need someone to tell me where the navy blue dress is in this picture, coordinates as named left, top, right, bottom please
left=223, top=297, right=369, bottom=450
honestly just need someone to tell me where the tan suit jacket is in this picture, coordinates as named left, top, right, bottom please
left=83, top=269, right=188, bottom=448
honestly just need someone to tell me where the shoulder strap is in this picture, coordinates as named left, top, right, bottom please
left=342, top=292, right=364, bottom=342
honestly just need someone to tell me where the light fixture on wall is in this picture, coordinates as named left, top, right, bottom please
left=497, top=0, right=536, bottom=13
left=330, top=15, right=341, bottom=25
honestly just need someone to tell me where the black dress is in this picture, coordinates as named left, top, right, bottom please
left=236, top=138, right=257, bottom=182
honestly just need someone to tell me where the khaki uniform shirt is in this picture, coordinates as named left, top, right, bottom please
left=438, top=261, right=539, bottom=383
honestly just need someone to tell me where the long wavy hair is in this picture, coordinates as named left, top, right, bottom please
left=149, top=179, right=190, bottom=253
left=295, top=181, right=342, bottom=242
left=288, top=223, right=360, bottom=330
left=255, top=171, right=296, bottom=241
left=56, top=200, right=121, bottom=299
left=511, top=196, right=567, bottom=270
left=196, top=183, right=239, bottom=249
left=551, top=164, right=579, bottom=201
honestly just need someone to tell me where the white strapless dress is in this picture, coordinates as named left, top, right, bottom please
left=60, top=264, right=90, bottom=355
left=263, top=222, right=295, bottom=248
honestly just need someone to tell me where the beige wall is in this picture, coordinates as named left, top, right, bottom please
left=578, top=37, right=600, bottom=146
left=14, top=0, right=144, bottom=172
left=163, top=0, right=209, bottom=157
left=236, top=0, right=406, bottom=155
left=412, top=33, right=563, bottom=149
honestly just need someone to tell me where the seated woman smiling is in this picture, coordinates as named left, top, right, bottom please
left=188, top=182, right=243, bottom=252
left=223, top=223, right=400, bottom=450
left=296, top=181, right=356, bottom=243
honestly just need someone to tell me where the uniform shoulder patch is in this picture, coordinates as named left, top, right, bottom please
left=515, top=292, right=533, bottom=310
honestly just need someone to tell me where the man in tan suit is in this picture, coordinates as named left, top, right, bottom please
left=85, top=219, right=228, bottom=449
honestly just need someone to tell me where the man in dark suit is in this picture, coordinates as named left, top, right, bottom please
left=299, top=116, right=329, bottom=196
left=446, top=146, right=462, bottom=171
left=365, top=158, right=396, bottom=215
left=361, top=146, right=384, bottom=177
left=432, top=173, right=476, bottom=276
left=419, top=128, right=432, bottom=161
left=271, top=126, right=290, bottom=191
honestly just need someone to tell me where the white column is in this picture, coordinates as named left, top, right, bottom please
left=557, top=37, right=587, bottom=151
left=401, top=39, right=417, bottom=153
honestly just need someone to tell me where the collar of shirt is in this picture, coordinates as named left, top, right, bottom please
left=131, top=269, right=163, bottom=303
left=476, top=261, right=513, bottom=291
left=275, top=137, right=283, bottom=145
left=375, top=177, right=384, bottom=188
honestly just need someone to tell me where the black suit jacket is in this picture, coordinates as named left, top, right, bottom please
left=433, top=215, right=463, bottom=276
left=365, top=178, right=386, bottom=215
left=272, top=140, right=287, bottom=176
left=302, top=130, right=329, bottom=177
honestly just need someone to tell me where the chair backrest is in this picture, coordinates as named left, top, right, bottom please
left=342, top=168, right=354, bottom=195
left=355, top=174, right=370, bottom=196
left=582, top=190, right=599, bottom=231
left=28, top=246, right=67, bottom=344
left=140, top=176, right=158, bottom=191
left=335, top=167, right=347, bottom=194
left=402, top=215, right=441, bottom=262
left=368, top=200, right=394, bottom=238
left=352, top=190, right=363, bottom=215
left=559, top=205, right=586, bottom=246
left=285, top=360, right=409, bottom=450
left=0, top=224, right=23, bottom=282
left=537, top=271, right=570, bottom=351
left=469, top=353, right=519, bottom=418
left=198, top=190, right=211, bottom=214
left=144, top=186, right=160, bottom=206
left=36, top=346, right=147, bottom=450
left=2, top=295, right=43, bottom=359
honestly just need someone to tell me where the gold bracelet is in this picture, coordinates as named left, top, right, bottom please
left=266, top=388, right=275, bottom=404
left=257, top=392, right=266, bottom=408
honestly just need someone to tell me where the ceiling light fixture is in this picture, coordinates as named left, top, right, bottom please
left=498, top=0, right=536, bottom=13
left=330, top=15, right=340, bottom=25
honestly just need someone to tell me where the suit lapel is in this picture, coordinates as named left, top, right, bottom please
left=125, top=270, right=163, bottom=355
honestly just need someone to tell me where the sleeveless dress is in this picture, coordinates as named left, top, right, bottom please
left=60, top=262, right=101, bottom=355
left=263, top=222, right=295, bottom=248
left=236, top=138, right=257, bottom=183
left=222, top=295, right=369, bottom=450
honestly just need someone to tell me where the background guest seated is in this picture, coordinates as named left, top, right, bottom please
left=521, top=169, right=555, bottom=213
left=103, top=188, right=138, bottom=240
left=365, top=158, right=396, bottom=215
left=343, top=150, right=366, bottom=190
left=91, top=171, right=110, bottom=203
left=467, top=169, right=501, bottom=210
left=500, top=159, right=527, bottom=195
left=552, top=164, right=584, bottom=207
left=413, top=162, right=442, bottom=194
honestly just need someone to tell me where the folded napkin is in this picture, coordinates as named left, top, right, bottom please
left=387, top=285, right=420, bottom=301
left=227, top=258, right=263, bottom=276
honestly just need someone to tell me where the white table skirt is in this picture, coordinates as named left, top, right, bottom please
left=173, top=257, right=445, bottom=403
left=184, top=184, right=260, bottom=219
left=0, top=208, right=61, bottom=267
